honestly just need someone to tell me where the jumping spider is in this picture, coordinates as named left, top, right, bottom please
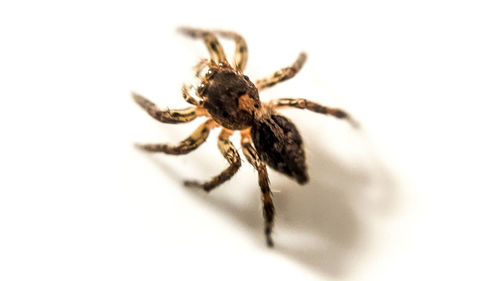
left=133, top=27, right=357, bottom=247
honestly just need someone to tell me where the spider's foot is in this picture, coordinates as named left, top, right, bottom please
left=134, top=143, right=147, bottom=151
left=266, top=235, right=274, bottom=248
left=331, top=110, right=361, bottom=129
left=347, top=117, right=361, bottom=129
left=183, top=180, right=212, bottom=192
left=134, top=143, right=159, bottom=152
left=177, top=27, right=202, bottom=38
left=265, top=226, right=274, bottom=247
left=183, top=179, right=201, bottom=187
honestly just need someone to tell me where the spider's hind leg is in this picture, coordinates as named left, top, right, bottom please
left=184, top=129, right=241, bottom=192
left=269, top=98, right=360, bottom=128
left=241, top=132, right=275, bottom=247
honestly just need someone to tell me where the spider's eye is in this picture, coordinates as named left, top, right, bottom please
left=222, top=111, right=229, bottom=118
left=198, top=83, right=206, bottom=92
left=243, top=75, right=250, bottom=81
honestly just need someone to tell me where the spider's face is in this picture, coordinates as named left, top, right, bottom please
left=201, top=69, right=261, bottom=130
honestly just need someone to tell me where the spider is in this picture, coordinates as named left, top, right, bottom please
left=132, top=27, right=358, bottom=247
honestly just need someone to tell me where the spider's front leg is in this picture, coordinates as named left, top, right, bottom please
left=132, top=92, right=205, bottom=123
left=178, top=27, right=228, bottom=65
left=255, top=52, right=307, bottom=91
left=212, top=30, right=248, bottom=71
left=184, top=129, right=241, bottom=192
left=269, top=98, right=360, bottom=128
left=136, top=119, right=217, bottom=155
left=241, top=132, right=275, bottom=247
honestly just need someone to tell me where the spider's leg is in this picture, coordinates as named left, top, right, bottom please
left=241, top=132, right=275, bottom=247
left=136, top=119, right=217, bottom=155
left=181, top=84, right=202, bottom=106
left=178, top=27, right=228, bottom=65
left=184, top=128, right=241, bottom=192
left=269, top=98, right=360, bottom=128
left=132, top=92, right=205, bottom=124
left=212, top=30, right=248, bottom=71
left=255, top=52, right=307, bottom=91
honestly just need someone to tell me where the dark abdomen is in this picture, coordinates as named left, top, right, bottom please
left=251, top=113, right=308, bottom=184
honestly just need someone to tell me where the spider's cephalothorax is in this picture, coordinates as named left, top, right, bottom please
left=133, top=27, right=358, bottom=247
left=200, top=67, right=260, bottom=130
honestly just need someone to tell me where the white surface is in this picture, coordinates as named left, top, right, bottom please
left=1, top=0, right=499, bottom=280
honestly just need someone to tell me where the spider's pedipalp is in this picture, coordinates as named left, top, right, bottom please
left=184, top=128, right=241, bottom=192
left=178, top=27, right=228, bottom=65
left=255, top=52, right=307, bottom=91
left=241, top=132, right=275, bottom=247
left=212, top=30, right=248, bottom=71
left=270, top=98, right=360, bottom=128
left=136, top=119, right=217, bottom=155
left=193, top=58, right=210, bottom=78
left=181, top=84, right=202, bottom=106
left=132, top=92, right=204, bottom=123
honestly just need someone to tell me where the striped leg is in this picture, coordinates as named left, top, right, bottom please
left=241, top=132, right=275, bottom=247
left=136, top=119, right=217, bottom=155
left=178, top=27, right=228, bottom=65
left=255, top=52, right=307, bottom=91
left=184, top=129, right=241, bottom=192
left=269, top=98, right=359, bottom=128
left=213, top=30, right=248, bottom=71
left=132, top=92, right=204, bottom=124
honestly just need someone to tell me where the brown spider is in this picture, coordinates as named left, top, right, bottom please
left=132, top=27, right=357, bottom=247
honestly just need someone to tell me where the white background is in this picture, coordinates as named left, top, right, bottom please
left=1, top=0, right=499, bottom=280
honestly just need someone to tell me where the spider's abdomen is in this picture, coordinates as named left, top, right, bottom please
left=251, top=113, right=309, bottom=184
left=202, top=70, right=261, bottom=130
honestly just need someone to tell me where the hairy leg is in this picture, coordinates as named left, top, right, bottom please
left=241, top=132, right=275, bottom=247
left=136, top=119, right=217, bottom=155
left=184, top=129, right=241, bottom=192
left=132, top=92, right=205, bottom=123
left=212, top=30, right=248, bottom=71
left=255, top=52, right=307, bottom=91
left=178, top=27, right=228, bottom=65
left=269, top=98, right=359, bottom=128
